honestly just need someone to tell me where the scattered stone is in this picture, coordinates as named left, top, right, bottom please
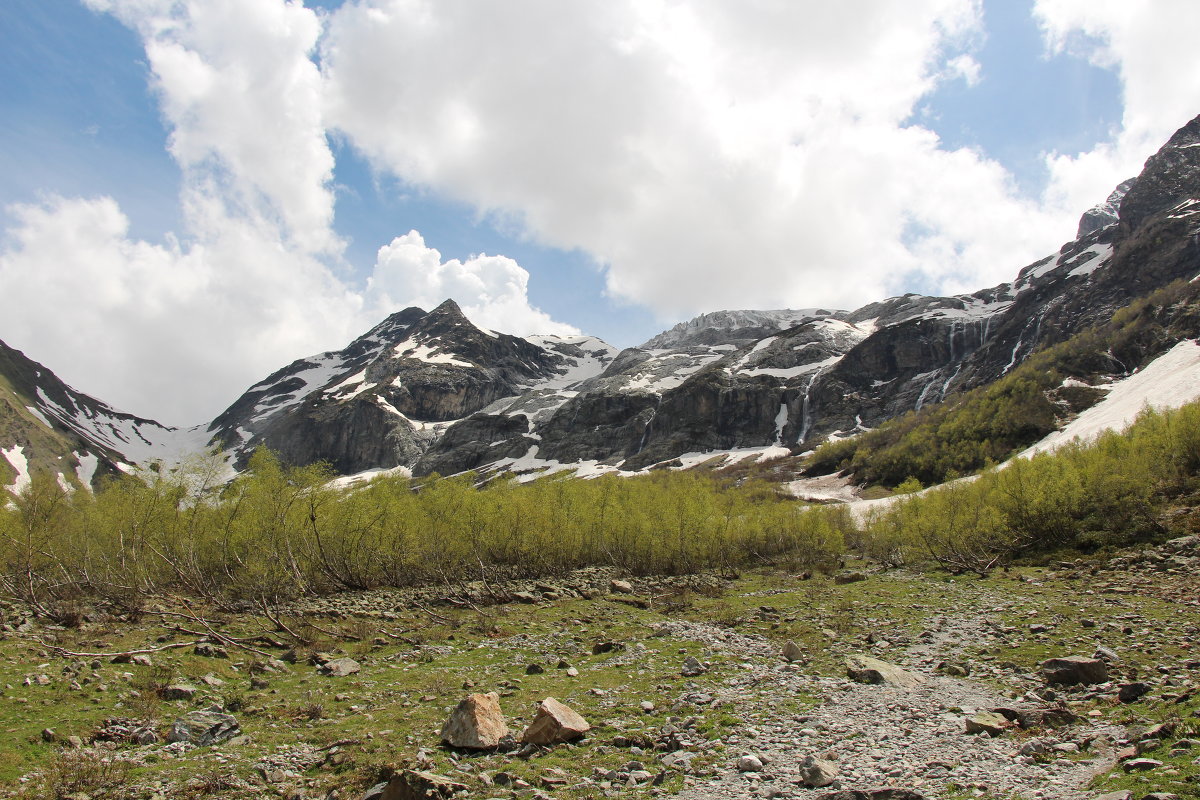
left=936, top=661, right=970, bottom=677
left=526, top=663, right=545, bottom=675
left=610, top=579, right=634, bottom=594
left=845, top=655, right=924, bottom=688
left=833, top=571, right=867, bottom=585
left=737, top=755, right=764, bottom=772
left=374, top=770, right=468, bottom=800
left=167, top=710, right=240, bottom=746
left=320, top=658, right=361, bottom=677
left=815, top=791, right=928, bottom=800
left=964, top=711, right=1011, bottom=737
left=520, top=697, right=590, bottom=745
left=193, top=643, right=229, bottom=659
left=1121, top=758, right=1163, bottom=772
left=1116, top=682, right=1152, bottom=703
left=1088, top=792, right=1132, bottom=800
left=782, top=640, right=804, bottom=663
left=681, top=656, right=707, bottom=677
left=161, top=684, right=198, bottom=701
left=1041, top=656, right=1109, bottom=685
left=439, top=692, right=509, bottom=750
left=799, top=755, right=839, bottom=788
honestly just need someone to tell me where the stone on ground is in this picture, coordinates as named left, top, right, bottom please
left=166, top=710, right=240, bottom=746
left=520, top=697, right=590, bottom=745
left=799, top=755, right=839, bottom=788
left=439, top=692, right=509, bottom=750
left=845, top=655, right=924, bottom=688
left=782, top=640, right=804, bottom=663
left=370, top=770, right=468, bottom=800
left=320, top=657, right=361, bottom=677
left=1041, top=656, right=1108, bottom=685
left=964, top=711, right=1011, bottom=736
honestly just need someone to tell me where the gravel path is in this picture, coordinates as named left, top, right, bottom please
left=663, top=603, right=1122, bottom=800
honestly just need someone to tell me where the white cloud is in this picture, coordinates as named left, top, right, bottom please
left=0, top=0, right=574, bottom=425
left=0, top=194, right=362, bottom=423
left=1034, top=0, right=1200, bottom=215
left=365, top=231, right=579, bottom=337
left=84, top=0, right=339, bottom=256
left=321, top=0, right=1097, bottom=318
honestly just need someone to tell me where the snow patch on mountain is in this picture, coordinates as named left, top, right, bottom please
left=3, top=445, right=30, bottom=495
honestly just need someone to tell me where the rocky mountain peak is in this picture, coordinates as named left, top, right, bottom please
left=1077, top=177, right=1136, bottom=238
left=1118, top=112, right=1200, bottom=233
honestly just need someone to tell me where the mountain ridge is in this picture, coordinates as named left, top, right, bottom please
left=5, top=112, right=1200, bottom=488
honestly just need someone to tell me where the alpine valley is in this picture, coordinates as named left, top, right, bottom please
left=5, top=113, right=1200, bottom=491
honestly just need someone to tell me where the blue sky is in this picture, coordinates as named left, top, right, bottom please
left=1, top=0, right=1196, bottom=423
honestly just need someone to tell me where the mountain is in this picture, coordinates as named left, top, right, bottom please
left=206, top=299, right=620, bottom=475
left=4, top=113, right=1200, bottom=485
left=0, top=339, right=205, bottom=492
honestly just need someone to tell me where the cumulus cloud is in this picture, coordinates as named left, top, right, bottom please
left=1034, top=0, right=1200, bottom=215
left=0, top=194, right=363, bottom=423
left=0, top=0, right=572, bottom=424
left=365, top=231, right=579, bottom=336
left=84, top=0, right=339, bottom=255
left=321, top=0, right=1084, bottom=316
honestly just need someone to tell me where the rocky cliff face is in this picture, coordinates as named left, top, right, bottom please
left=208, top=300, right=619, bottom=474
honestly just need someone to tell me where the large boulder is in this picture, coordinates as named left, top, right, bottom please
left=166, top=711, right=240, bottom=747
left=799, top=755, right=839, bottom=788
left=845, top=655, right=924, bottom=688
left=520, top=697, right=590, bottom=745
left=1041, top=656, right=1108, bottom=686
left=439, top=692, right=509, bottom=750
left=367, top=770, right=469, bottom=800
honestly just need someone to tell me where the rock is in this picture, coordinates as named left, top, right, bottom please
left=520, top=697, right=590, bottom=745
left=815, top=791, right=928, bottom=800
left=799, top=755, right=839, bottom=788
left=833, top=571, right=867, bottom=585
left=376, top=770, right=468, bottom=800
left=1121, top=758, right=1163, bottom=772
left=681, top=656, right=707, bottom=677
left=160, top=684, right=198, bottom=701
left=193, top=643, right=229, bottom=659
left=1041, top=656, right=1109, bottom=685
left=525, top=663, right=545, bottom=675
left=167, top=710, right=240, bottom=746
left=1014, top=706, right=1078, bottom=729
left=1094, top=645, right=1120, bottom=662
left=737, top=754, right=764, bottom=772
left=845, top=655, right=924, bottom=688
left=1088, top=792, right=1132, bottom=800
left=439, top=692, right=509, bottom=750
left=782, top=640, right=804, bottom=663
left=1117, top=682, right=1152, bottom=703
left=964, top=712, right=1010, bottom=737
left=935, top=661, right=969, bottom=677
left=610, top=579, right=633, bottom=594
left=320, top=658, right=361, bottom=677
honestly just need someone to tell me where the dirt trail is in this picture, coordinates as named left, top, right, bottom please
left=668, top=596, right=1121, bottom=800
